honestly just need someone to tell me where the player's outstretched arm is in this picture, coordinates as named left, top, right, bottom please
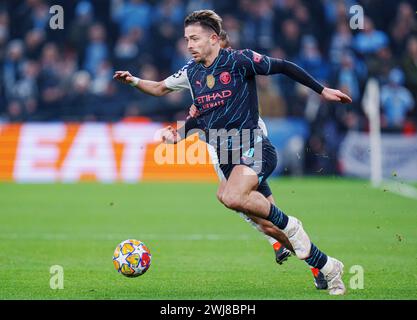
left=239, top=50, right=352, bottom=104
left=113, top=71, right=172, bottom=97
left=269, top=59, right=352, bottom=103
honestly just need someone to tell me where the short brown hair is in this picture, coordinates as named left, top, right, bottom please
left=219, top=30, right=230, bottom=48
left=184, top=10, right=223, bottom=36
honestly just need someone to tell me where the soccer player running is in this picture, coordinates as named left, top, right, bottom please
left=178, top=29, right=328, bottom=290
left=192, top=29, right=295, bottom=268
left=114, top=10, right=352, bottom=295
left=168, top=103, right=328, bottom=290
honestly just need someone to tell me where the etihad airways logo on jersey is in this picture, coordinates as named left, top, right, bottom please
left=196, top=90, right=232, bottom=110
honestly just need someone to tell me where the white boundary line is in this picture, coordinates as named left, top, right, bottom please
left=381, top=180, right=417, bottom=200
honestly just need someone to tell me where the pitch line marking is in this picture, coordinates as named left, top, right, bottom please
left=381, top=180, right=417, bottom=200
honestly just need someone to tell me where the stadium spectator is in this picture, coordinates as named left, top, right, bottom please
left=332, top=51, right=361, bottom=104
left=13, top=0, right=48, bottom=37
left=296, top=35, right=329, bottom=83
left=279, top=18, right=302, bottom=59
left=90, top=81, right=126, bottom=121
left=83, top=23, right=109, bottom=77
left=153, top=0, right=185, bottom=27
left=150, top=18, right=180, bottom=73
left=321, top=0, right=355, bottom=27
left=113, top=31, right=140, bottom=71
left=269, top=46, right=298, bottom=116
left=111, top=0, right=153, bottom=35
left=24, top=29, right=45, bottom=60
left=68, top=1, right=95, bottom=56
left=0, top=10, right=10, bottom=49
left=37, top=43, right=65, bottom=120
left=170, top=38, right=190, bottom=74
left=273, top=0, right=300, bottom=23
left=329, top=20, right=352, bottom=66
left=402, top=36, right=417, bottom=102
left=240, top=0, right=275, bottom=52
left=62, top=70, right=94, bottom=121
left=293, top=3, right=316, bottom=38
left=3, top=40, right=27, bottom=105
left=10, top=60, right=40, bottom=120
left=6, top=100, right=25, bottom=122
left=367, top=46, right=396, bottom=82
left=221, top=14, right=241, bottom=48
left=91, top=60, right=114, bottom=95
left=390, top=15, right=413, bottom=57
left=30, top=0, right=50, bottom=31
left=353, top=16, right=389, bottom=57
left=186, top=0, right=215, bottom=13
left=380, top=68, right=415, bottom=131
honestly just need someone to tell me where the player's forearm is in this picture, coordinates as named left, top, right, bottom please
left=131, top=78, right=172, bottom=97
left=270, top=58, right=324, bottom=94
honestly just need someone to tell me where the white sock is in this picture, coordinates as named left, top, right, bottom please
left=282, top=216, right=296, bottom=235
left=320, top=256, right=334, bottom=276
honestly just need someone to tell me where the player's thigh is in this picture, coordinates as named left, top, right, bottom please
left=222, top=165, right=259, bottom=205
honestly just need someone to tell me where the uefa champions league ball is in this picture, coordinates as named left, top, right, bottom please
left=113, top=239, right=151, bottom=277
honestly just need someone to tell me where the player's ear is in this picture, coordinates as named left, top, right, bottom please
left=209, top=33, right=219, bottom=45
left=209, top=33, right=217, bottom=44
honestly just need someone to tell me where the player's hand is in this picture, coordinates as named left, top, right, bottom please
left=186, top=104, right=200, bottom=119
left=113, top=71, right=136, bottom=86
left=159, top=126, right=181, bottom=144
left=321, top=87, right=352, bottom=104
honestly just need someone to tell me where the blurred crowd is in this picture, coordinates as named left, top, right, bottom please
left=1, top=0, right=417, bottom=174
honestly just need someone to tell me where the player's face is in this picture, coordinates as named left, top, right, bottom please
left=184, top=25, right=217, bottom=63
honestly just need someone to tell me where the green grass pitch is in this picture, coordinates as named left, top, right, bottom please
left=0, top=178, right=416, bottom=300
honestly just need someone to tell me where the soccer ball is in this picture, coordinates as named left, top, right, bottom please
left=112, top=239, right=152, bottom=277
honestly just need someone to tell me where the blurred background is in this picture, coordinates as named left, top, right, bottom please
left=1, top=1, right=416, bottom=301
left=0, top=0, right=416, bottom=182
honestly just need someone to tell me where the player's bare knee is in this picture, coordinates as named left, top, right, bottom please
left=216, top=190, right=224, bottom=204
left=222, top=193, right=243, bottom=211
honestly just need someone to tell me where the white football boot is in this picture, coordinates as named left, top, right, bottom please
left=320, top=256, right=346, bottom=295
left=282, top=216, right=311, bottom=259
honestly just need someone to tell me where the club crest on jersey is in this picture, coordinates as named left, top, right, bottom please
left=253, top=51, right=263, bottom=63
left=220, top=72, right=231, bottom=85
left=207, top=74, right=215, bottom=89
